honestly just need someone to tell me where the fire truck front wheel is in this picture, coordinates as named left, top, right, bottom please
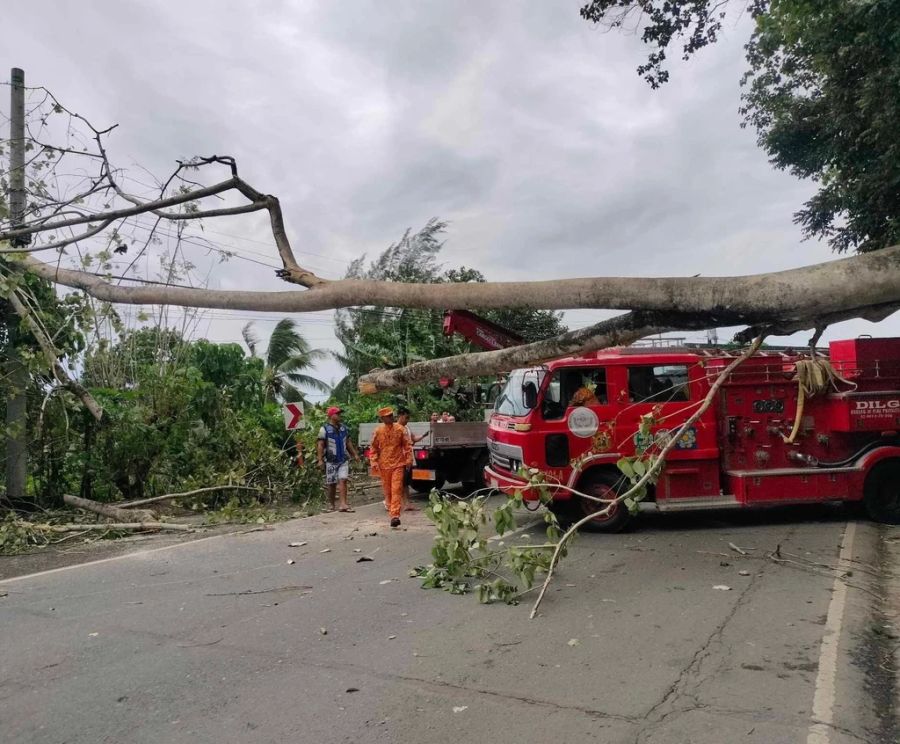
left=863, top=460, right=900, bottom=524
left=574, top=470, right=632, bottom=533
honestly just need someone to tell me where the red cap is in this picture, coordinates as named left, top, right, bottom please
left=327, top=406, right=342, bottom=417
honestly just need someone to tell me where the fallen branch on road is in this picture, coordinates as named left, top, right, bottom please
left=19, top=521, right=194, bottom=533
left=63, top=494, right=155, bottom=522
left=118, top=485, right=262, bottom=509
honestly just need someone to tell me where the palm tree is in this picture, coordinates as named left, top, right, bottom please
left=242, top=319, right=330, bottom=403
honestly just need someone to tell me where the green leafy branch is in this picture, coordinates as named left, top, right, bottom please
left=413, top=472, right=564, bottom=604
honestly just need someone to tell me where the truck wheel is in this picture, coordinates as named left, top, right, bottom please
left=461, top=453, right=491, bottom=496
left=574, top=470, right=632, bottom=533
left=412, top=477, right=445, bottom=495
left=863, top=461, right=900, bottom=524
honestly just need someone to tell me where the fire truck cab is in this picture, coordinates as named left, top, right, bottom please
left=484, top=337, right=900, bottom=531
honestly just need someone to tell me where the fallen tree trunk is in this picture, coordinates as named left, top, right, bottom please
left=17, top=242, right=900, bottom=317
left=32, top=522, right=194, bottom=533
left=119, top=485, right=261, bottom=509
left=63, top=493, right=155, bottom=523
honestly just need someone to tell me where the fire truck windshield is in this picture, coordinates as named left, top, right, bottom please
left=494, top=369, right=545, bottom=417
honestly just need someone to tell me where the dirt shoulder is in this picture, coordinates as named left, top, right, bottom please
left=0, top=478, right=386, bottom=581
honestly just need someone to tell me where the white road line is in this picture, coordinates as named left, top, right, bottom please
left=0, top=501, right=388, bottom=585
left=806, top=521, right=857, bottom=744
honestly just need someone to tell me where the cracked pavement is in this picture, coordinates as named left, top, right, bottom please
left=1, top=499, right=895, bottom=743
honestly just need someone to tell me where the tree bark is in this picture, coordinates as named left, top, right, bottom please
left=63, top=493, right=155, bottom=523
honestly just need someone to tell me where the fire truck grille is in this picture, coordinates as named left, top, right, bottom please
left=487, top=440, right=524, bottom=474
left=489, top=452, right=514, bottom=471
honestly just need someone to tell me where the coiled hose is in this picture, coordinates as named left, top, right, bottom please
left=783, top=358, right=856, bottom=444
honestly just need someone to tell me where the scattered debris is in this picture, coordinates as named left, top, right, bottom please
left=738, top=570, right=751, bottom=577
left=319, top=627, right=328, bottom=635
left=353, top=548, right=362, bottom=553
left=89, top=632, right=99, bottom=637
left=728, top=542, right=748, bottom=556
left=713, top=585, right=732, bottom=591
left=388, top=635, right=397, bottom=640
left=379, top=579, right=393, bottom=585
left=356, top=556, right=374, bottom=563
left=0, top=589, right=8, bottom=598
left=452, top=706, right=468, bottom=713
left=567, top=638, right=580, bottom=647
left=206, top=585, right=312, bottom=597
left=346, top=688, right=359, bottom=694
left=288, top=541, right=307, bottom=547
left=287, top=559, right=295, bottom=565
left=177, top=637, right=224, bottom=648
left=320, top=548, right=331, bottom=553
left=719, top=561, right=730, bottom=567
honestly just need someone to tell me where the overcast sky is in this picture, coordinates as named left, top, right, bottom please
left=6, top=1, right=897, bottom=398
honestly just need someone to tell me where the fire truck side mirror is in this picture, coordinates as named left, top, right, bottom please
left=522, top=381, right=538, bottom=410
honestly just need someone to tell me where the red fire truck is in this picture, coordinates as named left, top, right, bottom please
left=484, top=337, right=900, bottom=531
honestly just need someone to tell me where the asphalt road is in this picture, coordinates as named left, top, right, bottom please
left=1, top=498, right=897, bottom=744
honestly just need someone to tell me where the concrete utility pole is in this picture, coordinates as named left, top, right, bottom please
left=5, top=67, right=28, bottom=504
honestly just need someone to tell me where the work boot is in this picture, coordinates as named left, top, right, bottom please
left=390, top=517, right=401, bottom=528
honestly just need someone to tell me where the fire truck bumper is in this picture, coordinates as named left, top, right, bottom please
left=484, top=465, right=536, bottom=498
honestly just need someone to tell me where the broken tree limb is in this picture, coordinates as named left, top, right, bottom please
left=119, top=485, right=262, bottom=509
left=63, top=493, right=154, bottom=522
left=28, top=521, right=193, bottom=533
left=6, top=290, right=104, bottom=421
left=529, top=335, right=766, bottom=619
left=358, top=312, right=671, bottom=392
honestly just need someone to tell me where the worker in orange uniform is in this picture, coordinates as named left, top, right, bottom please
left=369, top=406, right=413, bottom=528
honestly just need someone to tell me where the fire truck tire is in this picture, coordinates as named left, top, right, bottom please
left=574, top=470, right=632, bottom=533
left=863, top=460, right=900, bottom=524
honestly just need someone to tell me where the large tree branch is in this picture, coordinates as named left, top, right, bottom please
left=0, top=178, right=239, bottom=240
left=16, top=243, right=900, bottom=317
left=358, top=312, right=680, bottom=392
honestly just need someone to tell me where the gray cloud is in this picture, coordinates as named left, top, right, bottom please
left=6, top=1, right=896, bottom=394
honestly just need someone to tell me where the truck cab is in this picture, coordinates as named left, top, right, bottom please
left=485, top=339, right=900, bottom=531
